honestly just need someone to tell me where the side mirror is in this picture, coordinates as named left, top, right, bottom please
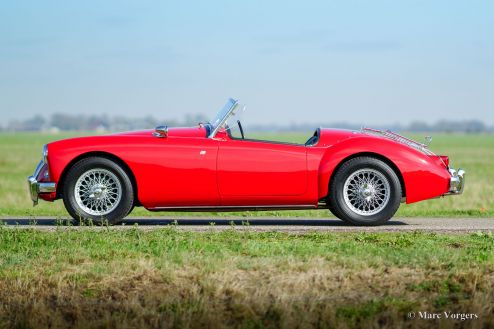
left=153, top=125, right=168, bottom=138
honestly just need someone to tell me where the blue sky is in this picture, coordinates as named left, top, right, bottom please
left=0, top=0, right=493, bottom=126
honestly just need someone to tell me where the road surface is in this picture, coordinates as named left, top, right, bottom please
left=1, top=217, right=493, bottom=233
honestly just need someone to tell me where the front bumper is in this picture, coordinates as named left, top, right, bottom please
left=445, top=167, right=465, bottom=195
left=27, top=161, right=56, bottom=206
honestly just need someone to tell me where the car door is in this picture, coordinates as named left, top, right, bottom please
left=131, top=136, right=220, bottom=208
left=217, top=138, right=308, bottom=204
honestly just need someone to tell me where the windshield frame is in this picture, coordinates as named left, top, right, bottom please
left=208, top=98, right=239, bottom=138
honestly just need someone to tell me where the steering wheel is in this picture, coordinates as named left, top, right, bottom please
left=237, top=120, right=245, bottom=139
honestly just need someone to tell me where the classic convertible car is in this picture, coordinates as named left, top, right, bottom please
left=28, top=98, right=465, bottom=225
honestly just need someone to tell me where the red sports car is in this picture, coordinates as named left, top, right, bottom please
left=28, top=98, right=465, bottom=225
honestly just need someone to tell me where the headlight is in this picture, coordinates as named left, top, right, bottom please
left=42, top=144, right=48, bottom=164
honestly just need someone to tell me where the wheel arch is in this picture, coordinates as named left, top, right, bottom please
left=327, top=152, right=406, bottom=199
left=57, top=151, right=141, bottom=206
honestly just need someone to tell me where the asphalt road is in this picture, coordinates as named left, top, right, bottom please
left=1, top=217, right=493, bottom=233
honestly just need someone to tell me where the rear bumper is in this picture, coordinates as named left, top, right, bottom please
left=444, top=167, right=465, bottom=195
left=27, top=161, right=56, bottom=206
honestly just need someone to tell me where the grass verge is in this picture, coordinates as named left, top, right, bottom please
left=1, top=227, right=493, bottom=328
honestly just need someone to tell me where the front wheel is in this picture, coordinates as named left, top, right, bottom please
left=62, top=157, right=134, bottom=225
left=328, top=157, right=402, bottom=226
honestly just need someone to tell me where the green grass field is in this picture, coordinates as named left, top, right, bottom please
left=1, top=227, right=494, bottom=328
left=0, top=131, right=493, bottom=218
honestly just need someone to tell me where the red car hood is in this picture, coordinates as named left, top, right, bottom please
left=112, top=126, right=207, bottom=138
left=49, top=126, right=208, bottom=149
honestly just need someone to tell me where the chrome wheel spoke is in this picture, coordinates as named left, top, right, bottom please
left=343, top=168, right=391, bottom=216
left=74, top=169, right=122, bottom=216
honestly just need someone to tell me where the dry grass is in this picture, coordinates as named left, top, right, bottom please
left=1, top=228, right=494, bottom=328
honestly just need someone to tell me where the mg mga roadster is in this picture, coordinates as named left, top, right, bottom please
left=28, top=98, right=465, bottom=225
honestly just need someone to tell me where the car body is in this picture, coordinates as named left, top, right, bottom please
left=28, top=98, right=465, bottom=225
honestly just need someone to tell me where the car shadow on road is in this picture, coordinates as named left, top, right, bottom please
left=123, top=218, right=408, bottom=226
left=1, top=218, right=407, bottom=226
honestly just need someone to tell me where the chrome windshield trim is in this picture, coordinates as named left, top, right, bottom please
left=208, top=98, right=239, bottom=138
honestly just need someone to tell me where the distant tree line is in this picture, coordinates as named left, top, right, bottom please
left=2, top=113, right=208, bottom=133
left=254, top=119, right=493, bottom=133
left=1, top=113, right=492, bottom=133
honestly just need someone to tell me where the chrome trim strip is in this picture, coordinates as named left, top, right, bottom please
left=148, top=204, right=319, bottom=211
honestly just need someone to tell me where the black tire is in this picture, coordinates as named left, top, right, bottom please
left=62, top=157, right=134, bottom=225
left=327, top=202, right=341, bottom=219
left=127, top=205, right=136, bottom=216
left=328, top=157, right=401, bottom=226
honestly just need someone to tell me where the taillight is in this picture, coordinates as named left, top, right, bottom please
left=438, top=155, right=449, bottom=167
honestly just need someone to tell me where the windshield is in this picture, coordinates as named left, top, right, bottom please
left=224, top=104, right=246, bottom=138
left=208, top=98, right=242, bottom=137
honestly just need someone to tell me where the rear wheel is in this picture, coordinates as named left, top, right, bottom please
left=328, top=157, right=401, bottom=226
left=62, top=157, right=134, bottom=225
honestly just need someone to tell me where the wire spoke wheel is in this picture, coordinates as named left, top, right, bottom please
left=343, top=168, right=390, bottom=216
left=74, top=168, right=122, bottom=216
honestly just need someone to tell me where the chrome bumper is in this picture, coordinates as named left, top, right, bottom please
left=27, top=161, right=56, bottom=206
left=445, top=167, right=465, bottom=195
